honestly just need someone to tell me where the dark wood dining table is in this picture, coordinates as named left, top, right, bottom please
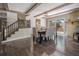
left=38, top=30, right=46, bottom=44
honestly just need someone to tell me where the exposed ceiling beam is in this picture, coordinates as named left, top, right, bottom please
left=25, top=3, right=41, bottom=15
left=0, top=9, right=23, bottom=14
left=34, top=3, right=73, bottom=17
left=7, top=10, right=21, bottom=13
left=46, top=8, right=79, bottom=19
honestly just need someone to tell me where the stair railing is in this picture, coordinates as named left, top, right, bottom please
left=0, top=20, right=30, bottom=41
left=2, top=20, right=19, bottom=40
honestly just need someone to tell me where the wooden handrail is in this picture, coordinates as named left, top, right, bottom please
left=7, top=21, right=18, bottom=28
left=2, top=20, right=19, bottom=40
left=0, top=20, right=30, bottom=41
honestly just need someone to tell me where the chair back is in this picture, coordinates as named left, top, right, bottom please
left=46, top=27, right=56, bottom=40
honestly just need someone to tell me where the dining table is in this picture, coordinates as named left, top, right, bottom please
left=38, top=30, right=46, bottom=44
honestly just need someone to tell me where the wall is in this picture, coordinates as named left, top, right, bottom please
left=45, top=3, right=79, bottom=38
left=25, top=4, right=79, bottom=30
left=67, top=10, right=79, bottom=37
left=7, top=12, right=17, bottom=26
left=26, top=15, right=36, bottom=28
left=17, top=13, right=26, bottom=20
left=47, top=10, right=79, bottom=38
left=40, top=17, right=46, bottom=28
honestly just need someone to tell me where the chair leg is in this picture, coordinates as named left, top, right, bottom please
left=44, top=37, right=47, bottom=41
left=48, top=37, right=49, bottom=40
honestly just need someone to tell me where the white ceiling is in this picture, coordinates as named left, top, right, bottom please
left=7, top=3, right=66, bottom=16
left=29, top=3, right=65, bottom=16
left=8, top=3, right=35, bottom=13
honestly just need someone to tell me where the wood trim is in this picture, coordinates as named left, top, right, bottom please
left=0, top=9, right=22, bottom=14
left=7, top=10, right=20, bottom=13
left=25, top=3, right=41, bottom=15
left=34, top=3, right=72, bottom=17
left=46, top=8, right=79, bottom=20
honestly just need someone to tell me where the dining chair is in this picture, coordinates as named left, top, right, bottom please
left=46, top=27, right=56, bottom=41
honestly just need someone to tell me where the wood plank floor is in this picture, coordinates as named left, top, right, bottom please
left=0, top=37, right=79, bottom=56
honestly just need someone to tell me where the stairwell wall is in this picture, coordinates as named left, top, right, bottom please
left=7, top=12, right=17, bottom=26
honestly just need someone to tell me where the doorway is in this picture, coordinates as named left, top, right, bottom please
left=56, top=19, right=65, bottom=52
left=48, top=18, right=65, bottom=52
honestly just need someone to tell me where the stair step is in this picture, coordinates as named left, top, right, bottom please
left=4, top=28, right=32, bottom=42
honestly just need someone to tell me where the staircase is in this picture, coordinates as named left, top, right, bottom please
left=0, top=20, right=31, bottom=42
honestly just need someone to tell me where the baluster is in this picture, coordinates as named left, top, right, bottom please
left=20, top=20, right=21, bottom=28
left=13, top=23, right=14, bottom=32
left=9, top=26, right=11, bottom=36
left=18, top=20, right=19, bottom=28
left=6, top=28, right=7, bottom=38
left=13, top=24, right=16, bottom=32
left=16, top=21, right=18, bottom=30
left=12, top=25, right=14, bottom=33
left=16, top=22, right=18, bottom=31
left=11, top=25, right=13, bottom=34
left=4, top=28, right=6, bottom=39
left=9, top=26, right=11, bottom=35
left=25, top=20, right=26, bottom=28
left=22, top=20, right=23, bottom=28
left=3, top=27, right=6, bottom=40
left=8, top=26, right=10, bottom=37
left=19, top=20, right=20, bottom=28
left=13, top=23, right=15, bottom=33
left=15, top=22, right=17, bottom=31
left=9, top=26, right=11, bottom=37
left=8, top=27, right=9, bottom=37
left=10, top=24, right=11, bottom=33
left=6, top=28, right=8, bottom=38
left=15, top=22, right=16, bottom=31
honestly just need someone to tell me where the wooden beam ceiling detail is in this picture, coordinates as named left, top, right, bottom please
left=25, top=3, right=41, bottom=15
left=34, top=3, right=72, bottom=17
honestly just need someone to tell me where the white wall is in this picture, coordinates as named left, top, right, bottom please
left=40, top=17, right=46, bottom=27
left=26, top=15, right=36, bottom=28
left=31, top=17, right=36, bottom=28
left=7, top=12, right=17, bottom=26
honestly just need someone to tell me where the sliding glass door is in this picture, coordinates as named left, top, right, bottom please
left=48, top=20, right=57, bottom=44
left=56, top=19, right=65, bottom=52
left=48, top=18, right=65, bottom=52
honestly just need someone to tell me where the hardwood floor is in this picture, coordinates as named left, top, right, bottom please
left=65, top=37, right=79, bottom=56
left=0, top=37, right=79, bottom=56
left=34, top=40, right=56, bottom=56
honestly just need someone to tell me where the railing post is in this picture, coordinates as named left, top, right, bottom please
left=2, top=26, right=6, bottom=41
left=18, top=20, right=19, bottom=29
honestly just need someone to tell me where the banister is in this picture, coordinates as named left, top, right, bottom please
left=2, top=20, right=19, bottom=41
left=0, top=20, right=29, bottom=41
